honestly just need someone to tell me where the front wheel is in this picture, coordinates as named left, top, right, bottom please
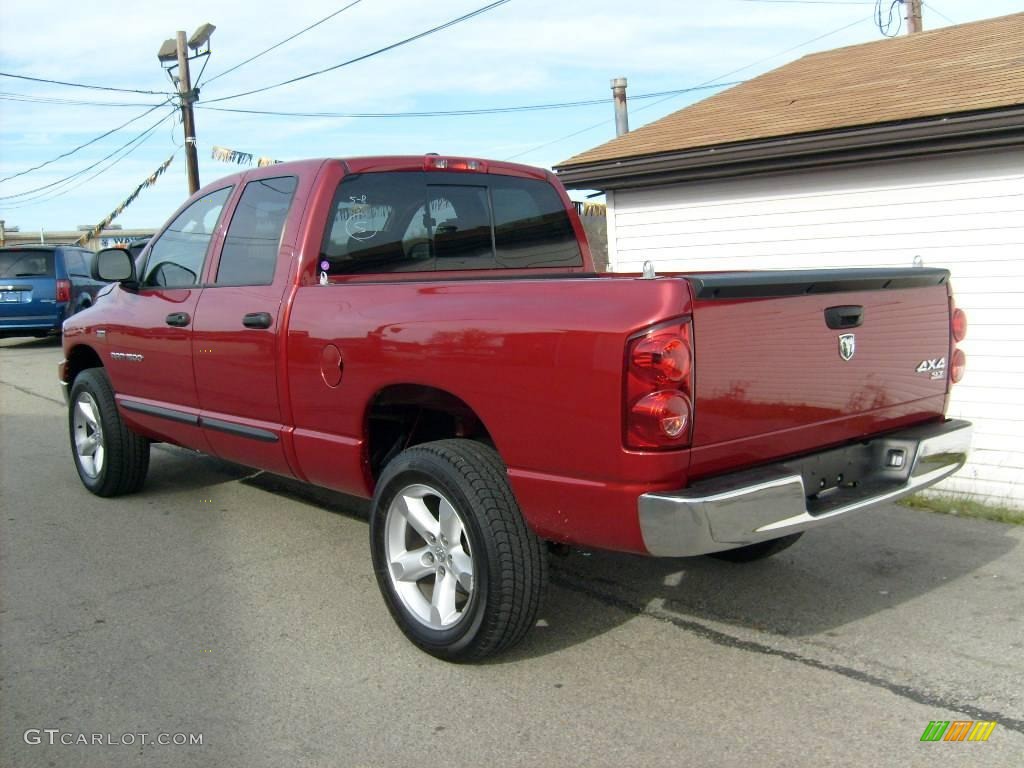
left=370, top=440, right=547, bottom=661
left=69, top=368, right=150, bottom=496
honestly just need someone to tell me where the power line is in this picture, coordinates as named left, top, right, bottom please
left=0, top=109, right=176, bottom=201
left=201, top=0, right=364, bottom=87
left=0, top=71, right=172, bottom=96
left=194, top=83, right=745, bottom=119
left=503, top=83, right=745, bottom=162
left=2, top=122, right=175, bottom=210
left=875, top=0, right=903, bottom=36
left=192, top=53, right=211, bottom=92
left=0, top=99, right=174, bottom=184
left=0, top=91, right=165, bottom=108
left=75, top=151, right=179, bottom=243
left=1, top=115, right=170, bottom=208
left=923, top=1, right=956, bottom=25
left=505, top=14, right=871, bottom=162
left=203, top=0, right=512, bottom=104
left=703, top=14, right=870, bottom=85
left=2, top=117, right=172, bottom=209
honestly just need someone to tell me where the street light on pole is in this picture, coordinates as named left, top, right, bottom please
left=158, top=23, right=215, bottom=195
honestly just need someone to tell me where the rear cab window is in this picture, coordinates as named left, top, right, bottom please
left=319, top=171, right=581, bottom=277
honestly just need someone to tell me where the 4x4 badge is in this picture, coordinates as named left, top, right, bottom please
left=917, top=357, right=946, bottom=380
left=838, top=333, right=855, bottom=361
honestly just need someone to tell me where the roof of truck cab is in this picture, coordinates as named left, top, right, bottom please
left=198, top=156, right=553, bottom=189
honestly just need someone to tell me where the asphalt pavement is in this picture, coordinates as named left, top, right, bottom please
left=2, top=336, right=1022, bottom=767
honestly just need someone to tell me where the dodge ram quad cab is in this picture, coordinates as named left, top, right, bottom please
left=59, top=155, right=972, bottom=660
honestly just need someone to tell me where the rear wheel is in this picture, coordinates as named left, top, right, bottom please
left=370, top=440, right=547, bottom=661
left=69, top=368, right=150, bottom=496
left=709, top=532, right=803, bottom=563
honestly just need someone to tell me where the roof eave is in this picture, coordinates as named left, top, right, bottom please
left=554, top=106, right=1024, bottom=190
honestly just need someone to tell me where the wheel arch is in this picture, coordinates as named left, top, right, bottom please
left=64, top=344, right=104, bottom=387
left=364, top=384, right=495, bottom=483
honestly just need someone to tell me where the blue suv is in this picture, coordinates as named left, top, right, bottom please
left=0, top=245, right=107, bottom=338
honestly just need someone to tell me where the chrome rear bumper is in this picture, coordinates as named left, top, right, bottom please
left=638, top=419, right=972, bottom=557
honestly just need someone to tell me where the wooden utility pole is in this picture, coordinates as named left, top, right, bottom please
left=175, top=31, right=200, bottom=194
left=905, top=0, right=923, bottom=34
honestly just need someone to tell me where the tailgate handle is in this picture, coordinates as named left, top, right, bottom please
left=825, top=305, right=864, bottom=329
left=165, top=312, right=191, bottom=327
left=242, top=312, right=273, bottom=329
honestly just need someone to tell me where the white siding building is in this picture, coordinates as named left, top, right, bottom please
left=557, top=14, right=1024, bottom=508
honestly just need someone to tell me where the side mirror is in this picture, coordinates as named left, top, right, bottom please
left=93, top=248, right=137, bottom=284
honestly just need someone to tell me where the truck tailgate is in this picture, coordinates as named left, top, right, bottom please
left=686, top=268, right=952, bottom=480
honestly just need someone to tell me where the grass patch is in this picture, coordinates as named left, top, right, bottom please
left=898, top=494, right=1024, bottom=525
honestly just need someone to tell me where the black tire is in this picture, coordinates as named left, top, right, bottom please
left=68, top=368, right=150, bottom=497
left=709, top=532, right=803, bottom=563
left=370, top=439, right=547, bottom=661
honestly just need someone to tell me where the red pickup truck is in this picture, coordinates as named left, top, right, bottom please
left=59, top=155, right=972, bottom=660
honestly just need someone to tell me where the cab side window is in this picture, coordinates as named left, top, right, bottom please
left=216, top=176, right=297, bottom=286
left=143, top=187, right=232, bottom=287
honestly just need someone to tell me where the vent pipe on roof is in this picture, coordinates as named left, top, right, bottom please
left=905, top=0, right=923, bottom=33
left=611, top=77, right=629, bottom=137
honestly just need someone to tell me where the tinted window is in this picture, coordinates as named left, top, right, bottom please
left=319, top=171, right=581, bottom=276
left=0, top=250, right=54, bottom=278
left=63, top=250, right=90, bottom=278
left=428, top=185, right=495, bottom=270
left=216, top=176, right=297, bottom=285
left=321, top=172, right=428, bottom=275
left=143, top=187, right=232, bottom=287
left=492, top=177, right=581, bottom=268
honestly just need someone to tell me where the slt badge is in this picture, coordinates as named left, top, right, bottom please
left=838, top=333, right=856, bottom=362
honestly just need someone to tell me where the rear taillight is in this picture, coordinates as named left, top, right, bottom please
left=950, top=299, right=966, bottom=385
left=951, top=307, right=967, bottom=343
left=625, top=319, right=694, bottom=450
left=951, top=348, right=966, bottom=383
left=55, top=279, right=71, bottom=303
left=631, top=335, right=691, bottom=384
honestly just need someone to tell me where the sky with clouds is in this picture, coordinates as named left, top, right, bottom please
left=0, top=0, right=1020, bottom=233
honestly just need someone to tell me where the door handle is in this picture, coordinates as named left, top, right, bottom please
left=165, top=312, right=191, bottom=327
left=242, top=312, right=273, bottom=329
left=824, top=305, right=864, bottom=330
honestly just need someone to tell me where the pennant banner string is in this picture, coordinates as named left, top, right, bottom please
left=211, top=144, right=281, bottom=167
left=76, top=152, right=177, bottom=245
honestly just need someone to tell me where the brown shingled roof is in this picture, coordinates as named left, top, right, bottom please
left=557, top=12, right=1024, bottom=169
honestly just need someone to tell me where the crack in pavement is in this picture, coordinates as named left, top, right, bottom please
left=0, top=378, right=64, bottom=407
left=550, top=567, right=1024, bottom=735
